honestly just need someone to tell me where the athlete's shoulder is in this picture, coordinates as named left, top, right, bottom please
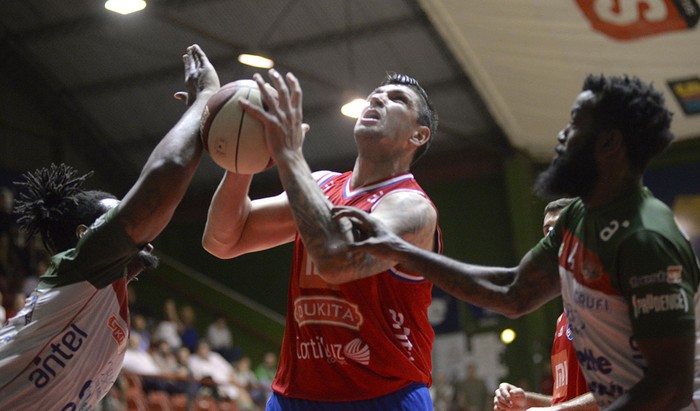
left=312, top=170, right=342, bottom=184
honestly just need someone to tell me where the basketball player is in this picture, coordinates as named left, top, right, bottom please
left=493, top=198, right=596, bottom=411
left=334, top=75, right=700, bottom=410
left=0, top=44, right=220, bottom=410
left=202, top=69, right=441, bottom=410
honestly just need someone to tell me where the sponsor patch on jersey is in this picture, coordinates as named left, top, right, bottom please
left=293, top=296, right=364, bottom=330
left=294, top=335, right=370, bottom=366
left=629, top=266, right=683, bottom=289
left=390, top=309, right=415, bottom=361
left=666, top=265, right=683, bottom=283
left=576, top=347, right=613, bottom=374
left=631, top=291, right=689, bottom=318
left=343, top=338, right=370, bottom=365
left=107, top=315, right=127, bottom=353
left=573, top=289, right=610, bottom=312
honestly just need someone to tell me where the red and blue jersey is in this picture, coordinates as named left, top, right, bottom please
left=273, top=171, right=442, bottom=402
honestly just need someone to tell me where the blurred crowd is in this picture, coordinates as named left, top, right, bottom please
left=112, top=295, right=278, bottom=411
left=0, top=186, right=51, bottom=326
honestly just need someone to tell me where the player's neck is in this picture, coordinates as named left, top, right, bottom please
left=583, top=172, right=642, bottom=209
left=351, top=157, right=411, bottom=189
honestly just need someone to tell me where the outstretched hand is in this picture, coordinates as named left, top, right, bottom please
left=239, top=69, right=306, bottom=160
left=173, top=44, right=220, bottom=106
left=330, top=206, right=405, bottom=261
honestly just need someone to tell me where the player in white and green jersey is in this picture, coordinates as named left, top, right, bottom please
left=533, top=189, right=699, bottom=408
left=335, top=75, right=700, bottom=410
left=0, top=44, right=220, bottom=410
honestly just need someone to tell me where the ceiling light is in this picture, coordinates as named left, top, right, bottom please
left=341, top=98, right=366, bottom=118
left=105, top=0, right=146, bottom=15
left=238, top=54, right=274, bottom=69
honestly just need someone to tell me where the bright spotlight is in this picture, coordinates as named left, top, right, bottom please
left=238, top=54, right=274, bottom=69
left=105, top=0, right=146, bottom=15
left=500, top=328, right=516, bottom=344
left=341, top=98, right=367, bottom=118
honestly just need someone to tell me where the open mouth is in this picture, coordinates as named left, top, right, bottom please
left=361, top=109, right=381, bottom=121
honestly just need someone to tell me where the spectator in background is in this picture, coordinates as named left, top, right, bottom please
left=151, top=339, right=195, bottom=396
left=122, top=334, right=161, bottom=378
left=255, top=351, right=277, bottom=401
left=235, top=356, right=267, bottom=407
left=453, top=364, right=490, bottom=411
left=6, top=292, right=24, bottom=319
left=154, top=298, right=182, bottom=350
left=430, top=371, right=456, bottom=411
left=179, top=304, right=199, bottom=353
left=188, top=341, right=254, bottom=409
left=255, top=351, right=278, bottom=385
left=130, top=313, right=152, bottom=352
left=19, top=252, right=46, bottom=297
left=206, top=313, right=239, bottom=362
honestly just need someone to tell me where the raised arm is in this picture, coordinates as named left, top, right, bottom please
left=237, top=70, right=439, bottom=284
left=116, top=45, right=219, bottom=245
left=201, top=170, right=296, bottom=259
left=333, top=206, right=561, bottom=317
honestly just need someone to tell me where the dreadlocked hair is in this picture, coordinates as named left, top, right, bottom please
left=13, top=163, right=116, bottom=254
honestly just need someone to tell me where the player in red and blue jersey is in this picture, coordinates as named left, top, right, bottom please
left=203, top=70, right=440, bottom=410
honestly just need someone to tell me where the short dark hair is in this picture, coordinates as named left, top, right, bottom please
left=13, top=163, right=116, bottom=254
left=381, top=73, right=438, bottom=164
left=582, top=74, right=674, bottom=172
left=544, top=197, right=575, bottom=215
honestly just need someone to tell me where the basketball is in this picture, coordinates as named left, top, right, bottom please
left=200, top=79, right=270, bottom=174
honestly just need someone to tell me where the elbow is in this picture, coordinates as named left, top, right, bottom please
left=312, top=253, right=358, bottom=285
left=315, top=263, right=352, bottom=285
left=202, top=235, right=238, bottom=259
left=493, top=289, right=535, bottom=319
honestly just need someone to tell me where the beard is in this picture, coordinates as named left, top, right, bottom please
left=534, top=136, right=598, bottom=201
left=126, top=249, right=160, bottom=281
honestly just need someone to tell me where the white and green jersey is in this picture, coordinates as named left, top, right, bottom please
left=533, top=187, right=700, bottom=408
left=0, top=208, right=139, bottom=410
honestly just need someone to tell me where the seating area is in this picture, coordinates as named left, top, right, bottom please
left=120, top=372, right=241, bottom=411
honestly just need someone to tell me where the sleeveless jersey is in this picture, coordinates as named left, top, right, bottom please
left=272, top=171, right=442, bottom=402
left=550, top=311, right=589, bottom=404
left=0, top=208, right=138, bottom=410
left=533, top=187, right=700, bottom=408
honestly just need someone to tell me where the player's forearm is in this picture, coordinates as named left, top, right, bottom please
left=274, top=150, right=363, bottom=282
left=384, top=242, right=555, bottom=318
left=550, top=393, right=598, bottom=411
left=202, top=172, right=255, bottom=258
left=119, top=90, right=213, bottom=244
left=522, top=391, right=553, bottom=407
